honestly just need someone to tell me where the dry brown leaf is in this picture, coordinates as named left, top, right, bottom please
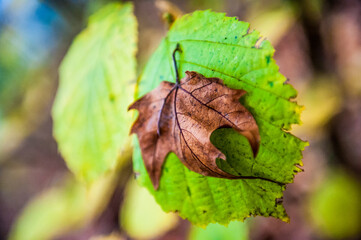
left=129, top=70, right=260, bottom=189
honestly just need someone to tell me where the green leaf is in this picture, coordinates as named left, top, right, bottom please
left=133, top=10, right=307, bottom=226
left=308, top=169, right=361, bottom=239
left=120, top=179, right=178, bottom=239
left=52, top=3, right=137, bottom=183
left=8, top=167, right=124, bottom=240
left=189, top=221, right=249, bottom=240
left=9, top=177, right=86, bottom=240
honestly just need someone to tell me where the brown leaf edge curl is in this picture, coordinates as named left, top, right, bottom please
left=129, top=44, right=285, bottom=189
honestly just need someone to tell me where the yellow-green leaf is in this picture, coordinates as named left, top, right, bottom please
left=8, top=167, right=124, bottom=240
left=52, top=2, right=137, bottom=183
left=120, top=179, right=178, bottom=239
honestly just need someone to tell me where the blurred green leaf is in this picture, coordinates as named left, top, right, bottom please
left=293, top=76, right=341, bottom=137
left=188, top=0, right=224, bottom=11
left=9, top=177, right=85, bottom=240
left=247, top=6, right=295, bottom=45
left=8, top=161, right=128, bottom=240
left=0, top=30, right=29, bottom=115
left=11, top=4, right=138, bottom=238
left=52, top=2, right=137, bottom=183
left=120, top=178, right=178, bottom=239
left=189, top=221, right=249, bottom=240
left=309, top=169, right=361, bottom=239
left=0, top=31, right=54, bottom=159
left=133, top=10, right=307, bottom=226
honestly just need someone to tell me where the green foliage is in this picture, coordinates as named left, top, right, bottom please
left=120, top=179, right=178, bottom=239
left=189, top=221, right=249, bottom=240
left=9, top=146, right=132, bottom=240
left=133, top=10, right=307, bottom=226
left=52, top=3, right=137, bottom=183
left=11, top=3, right=138, bottom=238
left=9, top=177, right=86, bottom=240
left=8, top=172, right=121, bottom=240
left=309, top=169, right=361, bottom=239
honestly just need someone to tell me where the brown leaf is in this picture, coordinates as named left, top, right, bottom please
left=129, top=71, right=260, bottom=189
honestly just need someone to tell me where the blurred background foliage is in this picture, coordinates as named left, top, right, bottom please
left=0, top=0, right=361, bottom=239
